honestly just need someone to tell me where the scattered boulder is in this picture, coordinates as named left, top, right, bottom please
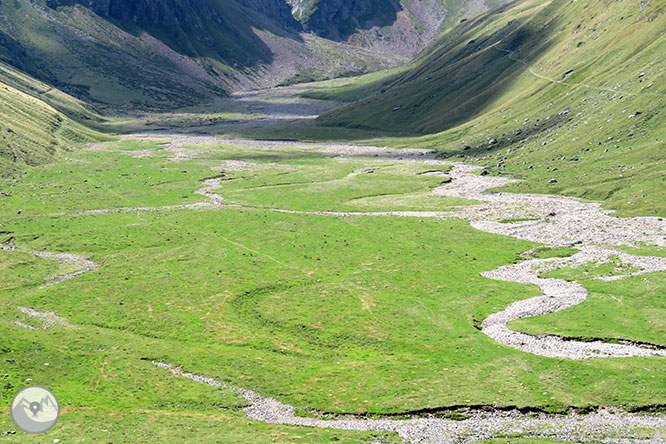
left=548, top=178, right=558, bottom=184
left=488, top=138, right=499, bottom=145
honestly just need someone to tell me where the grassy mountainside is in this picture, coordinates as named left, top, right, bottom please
left=0, top=61, right=105, bottom=126
left=318, top=0, right=666, bottom=217
left=0, top=63, right=105, bottom=177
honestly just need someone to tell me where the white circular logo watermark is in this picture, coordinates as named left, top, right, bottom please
left=10, top=386, right=60, bottom=434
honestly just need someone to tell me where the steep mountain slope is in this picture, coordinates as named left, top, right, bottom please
left=288, top=0, right=509, bottom=55
left=0, top=62, right=104, bottom=177
left=0, top=0, right=395, bottom=109
left=318, top=0, right=666, bottom=216
left=47, top=0, right=291, bottom=65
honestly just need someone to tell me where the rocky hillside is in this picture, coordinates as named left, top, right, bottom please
left=288, top=0, right=509, bottom=55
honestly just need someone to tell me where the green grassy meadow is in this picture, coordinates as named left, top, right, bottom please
left=1, top=139, right=665, bottom=444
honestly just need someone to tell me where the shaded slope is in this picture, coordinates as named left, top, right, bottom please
left=48, top=0, right=282, bottom=65
left=289, top=0, right=404, bottom=40
left=0, top=0, right=396, bottom=109
left=0, top=0, right=230, bottom=109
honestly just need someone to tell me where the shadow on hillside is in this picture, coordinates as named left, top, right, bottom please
left=0, top=31, right=29, bottom=68
left=46, top=0, right=303, bottom=67
left=315, top=2, right=562, bottom=138
left=307, top=0, right=404, bottom=41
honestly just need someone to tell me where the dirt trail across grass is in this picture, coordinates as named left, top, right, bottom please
left=493, top=45, right=637, bottom=97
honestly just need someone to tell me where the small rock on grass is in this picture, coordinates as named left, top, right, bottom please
left=549, top=178, right=558, bottom=184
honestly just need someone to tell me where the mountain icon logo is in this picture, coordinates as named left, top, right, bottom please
left=10, top=386, right=60, bottom=434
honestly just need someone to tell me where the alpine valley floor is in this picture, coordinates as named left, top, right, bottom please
left=1, top=86, right=665, bottom=443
